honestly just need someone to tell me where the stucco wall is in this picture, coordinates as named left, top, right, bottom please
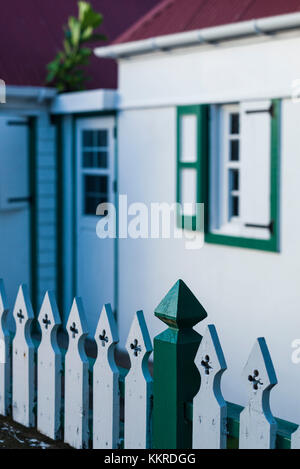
left=117, top=31, right=300, bottom=423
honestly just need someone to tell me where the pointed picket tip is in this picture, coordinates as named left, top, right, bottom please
left=66, top=297, right=89, bottom=341
left=38, top=292, right=61, bottom=334
left=196, top=324, right=227, bottom=378
left=154, top=279, right=207, bottom=329
left=0, top=279, right=8, bottom=314
left=242, top=337, right=277, bottom=392
left=13, top=284, right=34, bottom=325
left=126, top=310, right=152, bottom=362
left=95, top=304, right=119, bottom=349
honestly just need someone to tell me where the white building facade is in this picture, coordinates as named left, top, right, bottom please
left=0, top=87, right=57, bottom=314
left=95, top=17, right=300, bottom=423
left=2, top=10, right=300, bottom=426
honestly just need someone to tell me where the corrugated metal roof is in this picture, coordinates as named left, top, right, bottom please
left=0, top=0, right=161, bottom=88
left=114, top=0, right=300, bottom=45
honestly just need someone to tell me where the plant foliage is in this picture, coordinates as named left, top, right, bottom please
left=46, top=1, right=106, bottom=92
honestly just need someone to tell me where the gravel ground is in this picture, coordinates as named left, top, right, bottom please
left=0, top=415, right=70, bottom=449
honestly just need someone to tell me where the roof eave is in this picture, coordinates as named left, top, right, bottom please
left=6, top=85, right=57, bottom=101
left=94, top=11, right=300, bottom=59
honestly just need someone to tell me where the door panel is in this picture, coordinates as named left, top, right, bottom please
left=0, top=115, right=31, bottom=307
left=76, top=117, right=115, bottom=335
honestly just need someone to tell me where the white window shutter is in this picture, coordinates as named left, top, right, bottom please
left=0, top=117, right=30, bottom=211
left=240, top=100, right=271, bottom=228
left=180, top=114, right=197, bottom=163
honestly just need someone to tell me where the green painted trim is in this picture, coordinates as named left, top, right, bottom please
left=185, top=401, right=297, bottom=449
left=176, top=105, right=209, bottom=231
left=54, top=116, right=64, bottom=312
left=204, top=232, right=278, bottom=252
left=152, top=280, right=207, bottom=449
left=226, top=401, right=298, bottom=449
left=28, top=116, right=38, bottom=313
left=177, top=100, right=281, bottom=251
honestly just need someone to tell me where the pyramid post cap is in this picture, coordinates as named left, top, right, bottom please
left=154, top=279, right=207, bottom=329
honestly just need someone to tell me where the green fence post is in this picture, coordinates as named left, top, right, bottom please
left=152, top=279, right=208, bottom=449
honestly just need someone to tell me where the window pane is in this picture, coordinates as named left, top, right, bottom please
left=181, top=169, right=197, bottom=216
left=84, top=175, right=108, bottom=215
left=82, top=151, right=94, bottom=168
left=230, top=113, right=239, bottom=135
left=180, top=115, right=197, bottom=162
left=96, top=130, right=108, bottom=147
left=85, top=196, right=97, bottom=215
left=85, top=196, right=108, bottom=215
left=229, top=195, right=239, bottom=218
left=82, top=130, right=94, bottom=147
left=230, top=140, right=239, bottom=161
left=229, top=169, right=239, bottom=191
left=85, top=175, right=108, bottom=193
left=96, top=151, right=108, bottom=168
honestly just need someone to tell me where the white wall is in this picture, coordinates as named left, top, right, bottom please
left=118, top=31, right=300, bottom=108
left=117, top=32, right=300, bottom=424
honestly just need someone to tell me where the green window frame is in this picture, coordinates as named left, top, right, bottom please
left=176, top=105, right=209, bottom=231
left=176, top=100, right=280, bottom=252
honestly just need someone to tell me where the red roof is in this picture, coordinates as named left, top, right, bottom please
left=114, top=0, right=300, bottom=45
left=0, top=0, right=161, bottom=89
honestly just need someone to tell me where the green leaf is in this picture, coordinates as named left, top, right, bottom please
left=78, top=47, right=91, bottom=57
left=69, top=16, right=81, bottom=46
left=81, top=32, right=107, bottom=43
left=78, top=1, right=90, bottom=22
left=46, top=71, right=56, bottom=83
left=81, top=26, right=93, bottom=41
left=78, top=1, right=103, bottom=29
left=63, top=39, right=72, bottom=54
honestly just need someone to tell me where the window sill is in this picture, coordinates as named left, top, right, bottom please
left=205, top=231, right=279, bottom=253
left=210, top=223, right=270, bottom=241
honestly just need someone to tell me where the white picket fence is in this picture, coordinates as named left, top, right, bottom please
left=0, top=279, right=299, bottom=449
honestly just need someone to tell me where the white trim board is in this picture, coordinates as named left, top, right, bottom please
left=116, top=90, right=292, bottom=112
left=6, top=86, right=56, bottom=101
left=51, top=89, right=118, bottom=115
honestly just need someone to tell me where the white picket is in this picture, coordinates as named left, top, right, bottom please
left=1, top=279, right=298, bottom=450
left=239, top=337, right=278, bottom=449
left=37, top=292, right=62, bottom=439
left=64, top=297, right=89, bottom=449
left=93, top=304, right=120, bottom=449
left=193, top=324, right=227, bottom=449
left=12, top=284, right=35, bottom=427
left=0, top=280, right=11, bottom=416
left=124, top=310, right=153, bottom=449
